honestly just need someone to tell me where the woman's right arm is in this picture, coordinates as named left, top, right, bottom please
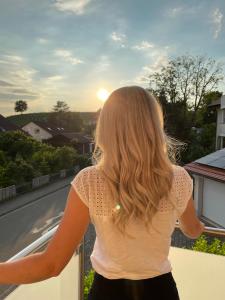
left=178, top=195, right=205, bottom=239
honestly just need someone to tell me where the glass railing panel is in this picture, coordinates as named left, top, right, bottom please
left=0, top=225, right=83, bottom=300
left=170, top=224, right=225, bottom=300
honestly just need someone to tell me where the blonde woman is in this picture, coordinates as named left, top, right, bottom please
left=0, top=86, right=204, bottom=300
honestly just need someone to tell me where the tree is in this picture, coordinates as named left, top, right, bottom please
left=48, top=100, right=83, bottom=131
left=53, top=101, right=70, bottom=113
left=14, top=100, right=28, bottom=114
left=148, top=55, right=224, bottom=125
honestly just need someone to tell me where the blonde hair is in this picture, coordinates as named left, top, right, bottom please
left=92, top=86, right=185, bottom=238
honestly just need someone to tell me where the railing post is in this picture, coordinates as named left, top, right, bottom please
left=78, top=239, right=84, bottom=300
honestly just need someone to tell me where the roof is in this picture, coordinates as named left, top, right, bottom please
left=24, top=120, right=93, bottom=143
left=207, top=98, right=221, bottom=107
left=61, top=132, right=92, bottom=143
left=184, top=148, right=225, bottom=182
left=0, top=114, right=23, bottom=132
left=184, top=162, right=225, bottom=183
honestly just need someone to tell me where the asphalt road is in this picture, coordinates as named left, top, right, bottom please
left=0, top=186, right=71, bottom=262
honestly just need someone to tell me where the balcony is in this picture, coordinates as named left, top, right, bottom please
left=1, top=225, right=225, bottom=300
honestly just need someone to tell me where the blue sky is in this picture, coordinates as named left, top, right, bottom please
left=0, top=0, right=225, bottom=116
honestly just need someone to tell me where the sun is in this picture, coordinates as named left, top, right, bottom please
left=97, top=88, right=110, bottom=102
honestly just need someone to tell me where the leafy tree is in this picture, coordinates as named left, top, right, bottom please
left=54, top=146, right=77, bottom=169
left=195, top=91, right=222, bottom=126
left=0, top=131, right=42, bottom=160
left=14, top=100, right=28, bottom=114
left=53, top=101, right=70, bottom=113
left=149, top=55, right=224, bottom=125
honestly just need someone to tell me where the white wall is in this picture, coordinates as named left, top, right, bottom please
left=202, top=178, right=225, bottom=227
left=22, top=122, right=52, bottom=141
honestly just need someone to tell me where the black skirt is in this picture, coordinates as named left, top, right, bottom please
left=88, top=271, right=180, bottom=300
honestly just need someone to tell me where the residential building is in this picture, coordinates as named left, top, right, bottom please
left=22, top=121, right=94, bottom=155
left=185, top=148, right=225, bottom=228
left=0, top=114, right=25, bottom=133
left=208, top=95, right=225, bottom=150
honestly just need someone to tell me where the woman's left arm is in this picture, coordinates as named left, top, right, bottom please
left=0, top=186, right=90, bottom=284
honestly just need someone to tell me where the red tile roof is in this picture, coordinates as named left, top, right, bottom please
left=184, top=162, right=225, bottom=182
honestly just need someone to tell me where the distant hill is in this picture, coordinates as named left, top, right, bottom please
left=6, top=112, right=51, bottom=127
left=6, top=111, right=99, bottom=127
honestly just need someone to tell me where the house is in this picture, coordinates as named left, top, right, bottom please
left=184, top=148, right=225, bottom=228
left=0, top=114, right=25, bottom=133
left=47, top=132, right=95, bottom=154
left=22, top=121, right=94, bottom=154
left=208, top=95, right=225, bottom=150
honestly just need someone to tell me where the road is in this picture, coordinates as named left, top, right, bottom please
left=0, top=185, right=71, bottom=262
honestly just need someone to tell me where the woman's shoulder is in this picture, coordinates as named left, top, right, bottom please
left=171, top=164, right=193, bottom=193
left=172, top=164, right=188, bottom=176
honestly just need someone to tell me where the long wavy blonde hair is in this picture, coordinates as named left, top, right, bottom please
left=92, top=86, right=185, bottom=238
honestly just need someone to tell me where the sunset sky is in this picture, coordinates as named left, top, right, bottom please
left=0, top=0, right=225, bottom=116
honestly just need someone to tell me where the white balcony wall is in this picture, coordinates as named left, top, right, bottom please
left=169, top=247, right=225, bottom=300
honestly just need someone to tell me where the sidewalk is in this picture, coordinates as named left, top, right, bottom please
left=0, top=175, right=74, bottom=217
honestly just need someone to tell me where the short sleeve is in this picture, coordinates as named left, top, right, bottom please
left=70, top=168, right=90, bottom=207
left=175, top=166, right=193, bottom=218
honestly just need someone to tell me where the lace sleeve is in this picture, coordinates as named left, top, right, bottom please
left=70, top=167, right=90, bottom=207
left=175, top=166, right=193, bottom=218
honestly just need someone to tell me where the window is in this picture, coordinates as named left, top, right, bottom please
left=34, top=128, right=40, bottom=134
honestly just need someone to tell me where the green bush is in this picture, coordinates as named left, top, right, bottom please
left=192, top=235, right=225, bottom=256
left=84, top=269, right=95, bottom=300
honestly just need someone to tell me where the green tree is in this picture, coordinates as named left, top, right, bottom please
left=149, top=55, right=224, bottom=125
left=14, top=100, right=28, bottom=114
left=0, top=131, right=41, bottom=160
left=53, top=101, right=70, bottom=113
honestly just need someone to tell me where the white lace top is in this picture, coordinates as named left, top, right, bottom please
left=71, top=164, right=193, bottom=279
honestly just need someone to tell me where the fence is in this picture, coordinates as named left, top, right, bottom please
left=0, top=165, right=81, bottom=202
left=32, top=175, right=50, bottom=188
left=0, top=185, right=16, bottom=202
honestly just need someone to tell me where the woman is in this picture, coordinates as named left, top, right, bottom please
left=0, top=86, right=204, bottom=300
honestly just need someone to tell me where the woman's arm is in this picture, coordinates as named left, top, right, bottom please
left=0, top=186, right=90, bottom=284
left=0, top=252, right=54, bottom=284
left=178, top=195, right=205, bottom=239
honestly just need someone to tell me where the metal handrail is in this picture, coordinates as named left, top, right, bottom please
left=7, top=225, right=59, bottom=262
left=175, top=221, right=225, bottom=237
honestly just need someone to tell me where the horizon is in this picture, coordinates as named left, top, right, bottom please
left=0, top=0, right=225, bottom=116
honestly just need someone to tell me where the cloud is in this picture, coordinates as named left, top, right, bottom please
left=211, top=8, right=223, bottom=39
left=0, top=93, right=38, bottom=101
left=110, top=32, right=126, bottom=47
left=111, top=32, right=126, bottom=42
left=120, top=54, right=169, bottom=87
left=54, top=0, right=91, bottom=15
left=0, top=80, right=14, bottom=87
left=54, top=49, right=83, bottom=65
left=0, top=55, right=23, bottom=65
left=11, top=88, right=38, bottom=96
left=0, top=53, right=39, bottom=105
left=46, top=75, right=64, bottom=81
left=132, top=41, right=155, bottom=51
left=168, top=6, right=183, bottom=17
left=167, top=5, right=202, bottom=18
left=37, top=38, right=49, bottom=44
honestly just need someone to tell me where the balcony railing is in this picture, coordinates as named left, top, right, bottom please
left=1, top=224, right=225, bottom=300
left=2, top=224, right=84, bottom=300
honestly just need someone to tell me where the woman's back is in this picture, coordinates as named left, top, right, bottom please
left=71, top=163, right=193, bottom=280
